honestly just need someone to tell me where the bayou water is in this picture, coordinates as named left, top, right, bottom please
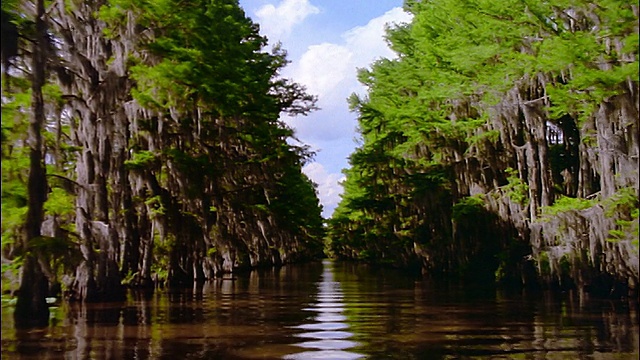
left=2, top=260, right=638, bottom=359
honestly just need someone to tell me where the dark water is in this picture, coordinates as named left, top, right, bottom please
left=2, top=260, right=638, bottom=359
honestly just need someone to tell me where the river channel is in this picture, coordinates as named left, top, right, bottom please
left=2, top=259, right=638, bottom=359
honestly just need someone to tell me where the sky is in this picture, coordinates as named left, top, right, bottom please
left=238, top=0, right=412, bottom=218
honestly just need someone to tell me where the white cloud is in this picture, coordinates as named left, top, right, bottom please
left=284, top=7, right=412, bottom=142
left=293, top=43, right=353, bottom=102
left=303, top=162, right=345, bottom=218
left=283, top=7, right=411, bottom=218
left=343, top=7, right=410, bottom=65
left=284, top=7, right=412, bottom=218
left=290, top=7, right=410, bottom=98
left=255, top=0, right=320, bottom=39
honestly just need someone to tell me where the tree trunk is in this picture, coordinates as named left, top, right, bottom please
left=14, top=0, right=49, bottom=328
left=50, top=0, right=129, bottom=302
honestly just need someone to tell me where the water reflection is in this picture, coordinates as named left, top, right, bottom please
left=285, top=260, right=363, bottom=359
left=331, top=261, right=640, bottom=359
left=1, top=260, right=638, bottom=359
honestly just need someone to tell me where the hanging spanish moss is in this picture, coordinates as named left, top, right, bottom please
left=328, top=0, right=638, bottom=297
left=2, top=0, right=324, bottom=311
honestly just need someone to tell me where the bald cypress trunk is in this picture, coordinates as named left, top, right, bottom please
left=328, top=1, right=638, bottom=295
left=25, top=0, right=324, bottom=297
left=14, top=0, right=49, bottom=328
left=51, top=0, right=128, bottom=301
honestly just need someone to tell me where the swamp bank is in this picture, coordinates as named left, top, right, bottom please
left=328, top=0, right=639, bottom=297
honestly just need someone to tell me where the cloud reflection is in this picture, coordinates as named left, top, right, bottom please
left=284, top=260, right=364, bottom=359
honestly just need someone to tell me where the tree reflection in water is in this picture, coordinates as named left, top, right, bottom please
left=1, top=260, right=638, bottom=359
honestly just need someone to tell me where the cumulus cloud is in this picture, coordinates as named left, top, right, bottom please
left=293, top=43, right=353, bottom=101
left=303, top=162, right=345, bottom=218
left=283, top=7, right=412, bottom=145
left=283, top=7, right=411, bottom=217
left=343, top=7, right=409, bottom=65
left=255, top=0, right=320, bottom=39
left=288, top=7, right=411, bottom=102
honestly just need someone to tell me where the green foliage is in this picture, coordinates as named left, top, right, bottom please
left=42, top=83, right=64, bottom=108
left=121, top=270, right=139, bottom=286
left=26, top=235, right=82, bottom=287
left=268, top=163, right=326, bottom=254
left=1, top=2, right=82, bottom=300
left=329, top=0, right=638, bottom=272
left=541, top=196, right=595, bottom=218
left=96, top=0, right=325, bottom=274
left=504, top=168, right=530, bottom=206
left=2, top=84, right=31, bottom=257
left=603, top=187, right=638, bottom=217
left=452, top=195, right=485, bottom=221
left=104, top=0, right=315, bottom=118
left=603, top=187, right=639, bottom=246
left=1, top=183, right=28, bottom=241
left=467, top=129, right=500, bottom=149
left=536, top=1, right=639, bottom=123
left=124, top=150, right=157, bottom=170
left=152, top=233, right=175, bottom=283
left=43, top=188, right=75, bottom=217
left=251, top=204, right=269, bottom=213
left=27, top=236, right=77, bottom=256
left=144, top=195, right=166, bottom=216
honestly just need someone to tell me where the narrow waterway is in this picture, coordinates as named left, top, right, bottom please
left=2, top=260, right=638, bottom=359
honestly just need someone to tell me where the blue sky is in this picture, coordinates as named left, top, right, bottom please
left=238, top=0, right=412, bottom=217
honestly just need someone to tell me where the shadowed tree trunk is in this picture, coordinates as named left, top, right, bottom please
left=14, top=0, right=49, bottom=328
left=328, top=1, right=638, bottom=294
left=51, top=0, right=127, bottom=302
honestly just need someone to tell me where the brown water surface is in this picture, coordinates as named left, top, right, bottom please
left=2, top=260, right=638, bottom=359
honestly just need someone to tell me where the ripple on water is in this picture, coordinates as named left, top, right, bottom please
left=285, top=261, right=364, bottom=358
left=294, top=339, right=360, bottom=350
left=315, top=293, right=343, bottom=298
left=313, top=302, right=345, bottom=308
left=283, top=349, right=365, bottom=360
left=314, top=313, right=347, bottom=322
left=295, top=331, right=354, bottom=340
left=294, top=322, right=350, bottom=331
left=302, top=307, right=346, bottom=313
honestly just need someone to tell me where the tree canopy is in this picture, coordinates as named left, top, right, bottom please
left=329, top=0, right=638, bottom=290
left=2, top=0, right=325, bottom=319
